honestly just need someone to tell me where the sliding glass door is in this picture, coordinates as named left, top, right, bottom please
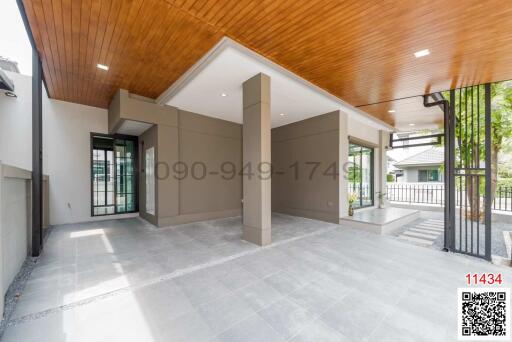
left=114, top=139, right=136, bottom=213
left=91, top=134, right=138, bottom=216
left=348, top=143, right=374, bottom=208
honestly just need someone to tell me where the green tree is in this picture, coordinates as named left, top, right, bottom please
left=444, top=81, right=512, bottom=220
left=490, top=81, right=512, bottom=201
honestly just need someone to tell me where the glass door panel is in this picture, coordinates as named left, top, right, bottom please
left=92, top=134, right=137, bottom=216
left=348, top=143, right=374, bottom=208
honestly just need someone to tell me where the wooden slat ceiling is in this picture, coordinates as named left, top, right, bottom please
left=22, top=0, right=512, bottom=127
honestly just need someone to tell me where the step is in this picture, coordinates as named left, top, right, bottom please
left=414, top=225, right=444, bottom=232
left=424, top=221, right=444, bottom=226
left=403, top=231, right=439, bottom=240
left=409, top=228, right=442, bottom=236
left=422, top=224, right=444, bottom=229
left=398, top=235, right=434, bottom=246
left=415, top=224, right=444, bottom=232
left=422, top=220, right=444, bottom=225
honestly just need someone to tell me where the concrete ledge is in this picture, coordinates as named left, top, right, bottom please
left=340, top=207, right=420, bottom=234
left=158, top=209, right=241, bottom=226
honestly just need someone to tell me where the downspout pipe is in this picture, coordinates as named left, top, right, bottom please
left=423, top=93, right=451, bottom=252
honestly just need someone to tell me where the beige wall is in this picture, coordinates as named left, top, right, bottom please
left=116, top=88, right=386, bottom=226
left=136, top=106, right=242, bottom=227
left=156, top=124, right=180, bottom=223
left=108, top=89, right=177, bottom=134
left=271, top=111, right=341, bottom=223
left=179, top=111, right=242, bottom=217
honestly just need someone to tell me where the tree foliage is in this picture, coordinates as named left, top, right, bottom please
left=442, top=81, right=512, bottom=220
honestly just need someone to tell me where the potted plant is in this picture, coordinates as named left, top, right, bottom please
left=376, top=191, right=386, bottom=209
left=348, top=193, right=357, bottom=216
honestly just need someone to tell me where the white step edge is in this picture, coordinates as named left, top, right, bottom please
left=409, top=228, right=442, bottom=236
left=422, top=222, right=444, bottom=227
left=415, top=225, right=444, bottom=231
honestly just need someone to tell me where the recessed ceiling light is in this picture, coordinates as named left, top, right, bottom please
left=414, top=49, right=430, bottom=58
left=409, top=123, right=415, bottom=126
left=280, top=113, right=285, bottom=116
left=388, top=110, right=395, bottom=113
left=97, top=63, right=109, bottom=71
left=220, top=93, right=227, bottom=97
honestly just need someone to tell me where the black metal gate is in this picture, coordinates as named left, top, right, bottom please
left=447, top=84, right=492, bottom=260
left=424, top=85, right=492, bottom=260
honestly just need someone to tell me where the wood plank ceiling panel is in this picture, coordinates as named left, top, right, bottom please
left=22, top=0, right=512, bottom=127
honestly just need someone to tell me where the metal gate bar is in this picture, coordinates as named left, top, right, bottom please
left=424, top=84, right=492, bottom=260
left=451, top=84, right=491, bottom=260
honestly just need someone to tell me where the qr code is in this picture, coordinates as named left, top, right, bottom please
left=458, top=288, right=510, bottom=340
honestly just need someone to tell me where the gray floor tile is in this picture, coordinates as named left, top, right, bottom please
left=158, top=311, right=217, bottom=342
left=286, top=283, right=339, bottom=317
left=234, top=279, right=284, bottom=311
left=3, top=214, right=512, bottom=342
left=196, top=293, right=256, bottom=334
left=216, top=314, right=285, bottom=342
left=258, top=298, right=317, bottom=340
left=176, top=275, right=233, bottom=306
left=319, top=290, right=394, bottom=341
left=263, top=270, right=311, bottom=295
left=289, top=319, right=350, bottom=342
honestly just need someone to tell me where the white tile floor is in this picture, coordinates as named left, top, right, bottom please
left=1, top=213, right=511, bottom=341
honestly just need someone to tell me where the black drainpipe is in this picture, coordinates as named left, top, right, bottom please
left=423, top=93, right=452, bottom=252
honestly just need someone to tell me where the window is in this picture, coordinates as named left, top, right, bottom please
left=348, top=143, right=374, bottom=208
left=145, top=147, right=155, bottom=215
left=91, top=134, right=138, bottom=216
left=418, top=169, right=440, bottom=182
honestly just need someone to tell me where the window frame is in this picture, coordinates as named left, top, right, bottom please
left=348, top=142, right=375, bottom=209
left=419, top=169, right=440, bottom=182
left=90, top=132, right=139, bottom=217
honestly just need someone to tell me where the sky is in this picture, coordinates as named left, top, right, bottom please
left=0, top=0, right=32, bottom=75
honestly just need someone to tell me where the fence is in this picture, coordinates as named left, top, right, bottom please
left=386, top=183, right=512, bottom=212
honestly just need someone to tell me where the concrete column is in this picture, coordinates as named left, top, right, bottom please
left=242, top=73, right=271, bottom=246
left=339, top=111, right=349, bottom=218
left=378, top=130, right=389, bottom=205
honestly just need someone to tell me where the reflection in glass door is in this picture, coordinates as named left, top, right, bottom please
left=348, top=143, right=374, bottom=208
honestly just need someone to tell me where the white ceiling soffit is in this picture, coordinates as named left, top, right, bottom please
left=117, top=120, right=153, bottom=136
left=157, top=37, right=394, bottom=131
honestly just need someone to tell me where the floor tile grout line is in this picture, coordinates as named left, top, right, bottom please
left=282, top=291, right=351, bottom=342
left=7, top=225, right=339, bottom=327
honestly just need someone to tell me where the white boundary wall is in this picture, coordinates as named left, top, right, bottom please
left=0, top=71, right=136, bottom=225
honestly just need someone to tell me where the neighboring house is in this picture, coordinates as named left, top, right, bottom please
left=393, top=147, right=444, bottom=182
left=0, top=56, right=20, bottom=73
left=386, top=156, right=399, bottom=181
